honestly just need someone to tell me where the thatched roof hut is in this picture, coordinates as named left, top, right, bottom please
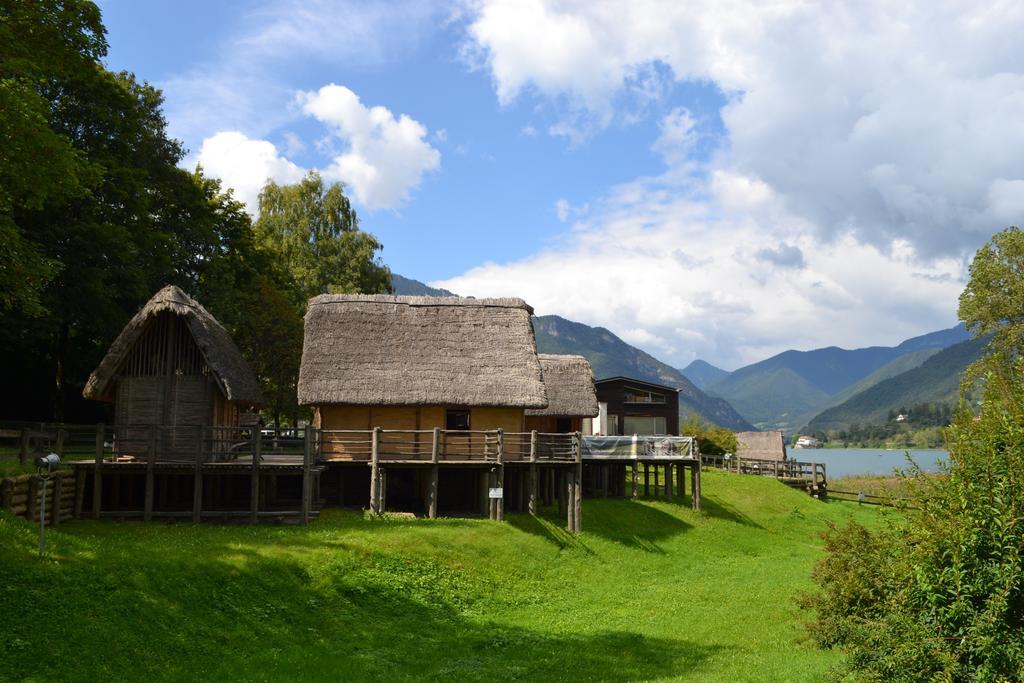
left=735, top=430, right=787, bottom=461
left=297, top=294, right=548, bottom=408
left=526, top=355, right=599, bottom=418
left=84, top=285, right=263, bottom=405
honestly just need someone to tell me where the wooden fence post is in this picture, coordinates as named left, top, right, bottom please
left=93, top=423, right=103, bottom=518
left=52, top=475, right=63, bottom=526
left=27, top=476, right=39, bottom=523
left=18, top=428, right=28, bottom=467
left=369, top=427, right=381, bottom=515
left=692, top=460, right=702, bottom=511
left=301, top=427, right=312, bottom=524
left=250, top=428, right=261, bottom=524
left=1, top=478, right=13, bottom=513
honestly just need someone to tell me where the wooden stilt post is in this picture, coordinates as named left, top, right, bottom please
left=144, top=425, right=156, bottom=522
left=691, top=460, right=701, bottom=511
left=643, top=463, right=650, bottom=497
left=93, top=423, right=103, bottom=518
left=665, top=463, right=673, bottom=498
left=480, top=468, right=490, bottom=517
left=428, top=427, right=439, bottom=518
left=250, top=428, right=261, bottom=524
left=574, top=433, right=583, bottom=533
left=495, top=429, right=504, bottom=522
left=369, top=427, right=381, bottom=515
left=528, top=430, right=538, bottom=514
left=558, top=468, right=568, bottom=517
left=631, top=461, right=638, bottom=499
left=193, top=425, right=204, bottom=523
left=678, top=460, right=685, bottom=497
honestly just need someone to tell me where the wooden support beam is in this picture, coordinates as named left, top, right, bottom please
left=631, top=462, right=638, bottom=499
left=665, top=463, right=673, bottom=498
left=193, top=425, right=203, bottom=523
left=528, top=463, right=538, bottom=514
left=496, top=429, right=504, bottom=522
left=93, top=423, right=103, bottom=518
left=302, top=428, right=312, bottom=524
left=18, top=428, right=28, bottom=468
left=678, top=460, right=685, bottom=497
left=574, top=437, right=583, bottom=533
left=427, top=465, right=438, bottom=519
left=691, top=461, right=701, bottom=511
left=643, top=463, right=650, bottom=497
left=369, top=427, right=381, bottom=515
left=144, top=425, right=156, bottom=522
left=250, top=429, right=261, bottom=524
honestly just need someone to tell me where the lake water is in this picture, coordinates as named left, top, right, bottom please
left=791, top=448, right=949, bottom=479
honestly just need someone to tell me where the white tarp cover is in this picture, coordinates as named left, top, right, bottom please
left=582, top=435, right=695, bottom=459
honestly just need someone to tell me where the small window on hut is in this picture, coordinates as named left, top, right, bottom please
left=446, top=410, right=470, bottom=431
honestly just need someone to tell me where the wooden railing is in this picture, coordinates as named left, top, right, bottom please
left=701, top=453, right=826, bottom=486
left=319, top=428, right=581, bottom=464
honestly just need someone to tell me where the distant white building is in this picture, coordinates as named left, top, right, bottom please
left=895, top=414, right=908, bottom=422
left=795, top=435, right=820, bottom=448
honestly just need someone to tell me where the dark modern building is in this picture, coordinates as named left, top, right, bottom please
left=592, top=377, right=680, bottom=436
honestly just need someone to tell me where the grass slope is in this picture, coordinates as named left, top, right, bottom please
left=0, top=473, right=884, bottom=681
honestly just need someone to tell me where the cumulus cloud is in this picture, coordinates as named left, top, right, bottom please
left=196, top=131, right=305, bottom=211
left=463, top=0, right=1024, bottom=258
left=435, top=171, right=965, bottom=367
left=297, top=84, right=441, bottom=209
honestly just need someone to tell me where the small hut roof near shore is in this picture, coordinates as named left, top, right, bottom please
left=526, top=354, right=599, bottom=418
left=83, top=285, right=263, bottom=405
left=297, top=294, right=548, bottom=408
left=735, top=430, right=787, bottom=461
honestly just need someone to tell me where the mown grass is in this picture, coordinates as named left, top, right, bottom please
left=0, top=471, right=885, bottom=681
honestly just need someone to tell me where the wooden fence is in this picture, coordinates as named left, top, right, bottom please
left=700, top=452, right=827, bottom=493
left=0, top=470, right=81, bottom=526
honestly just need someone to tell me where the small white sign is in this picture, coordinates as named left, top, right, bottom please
left=488, top=487, right=504, bottom=499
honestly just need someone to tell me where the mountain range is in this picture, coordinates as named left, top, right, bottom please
left=686, top=325, right=975, bottom=432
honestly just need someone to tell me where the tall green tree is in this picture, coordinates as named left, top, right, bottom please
left=254, top=172, right=392, bottom=300
left=958, top=225, right=1024, bottom=377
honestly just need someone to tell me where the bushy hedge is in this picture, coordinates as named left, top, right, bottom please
left=802, top=367, right=1024, bottom=681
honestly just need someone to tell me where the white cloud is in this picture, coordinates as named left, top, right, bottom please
left=195, top=131, right=305, bottom=211
left=298, top=84, right=441, bottom=209
left=435, top=167, right=965, bottom=369
left=555, top=198, right=570, bottom=222
left=463, top=0, right=1024, bottom=258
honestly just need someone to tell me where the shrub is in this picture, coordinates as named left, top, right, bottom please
left=802, top=367, right=1024, bottom=681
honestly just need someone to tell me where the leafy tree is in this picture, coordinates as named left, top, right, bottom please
left=679, top=415, right=737, bottom=455
left=958, top=226, right=1024, bottom=378
left=254, top=172, right=391, bottom=300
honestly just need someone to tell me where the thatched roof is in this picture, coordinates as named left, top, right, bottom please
left=298, top=294, right=548, bottom=408
left=83, top=285, right=264, bottom=405
left=735, top=430, right=787, bottom=461
left=526, top=354, right=599, bottom=417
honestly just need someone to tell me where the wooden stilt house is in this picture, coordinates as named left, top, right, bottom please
left=525, top=354, right=599, bottom=433
left=83, top=285, right=264, bottom=459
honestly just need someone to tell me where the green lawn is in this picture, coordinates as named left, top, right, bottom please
left=0, top=471, right=885, bottom=681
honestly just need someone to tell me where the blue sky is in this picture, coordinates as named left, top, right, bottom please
left=96, top=1, right=1024, bottom=369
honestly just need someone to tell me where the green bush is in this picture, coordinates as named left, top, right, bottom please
left=802, top=367, right=1024, bottom=681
